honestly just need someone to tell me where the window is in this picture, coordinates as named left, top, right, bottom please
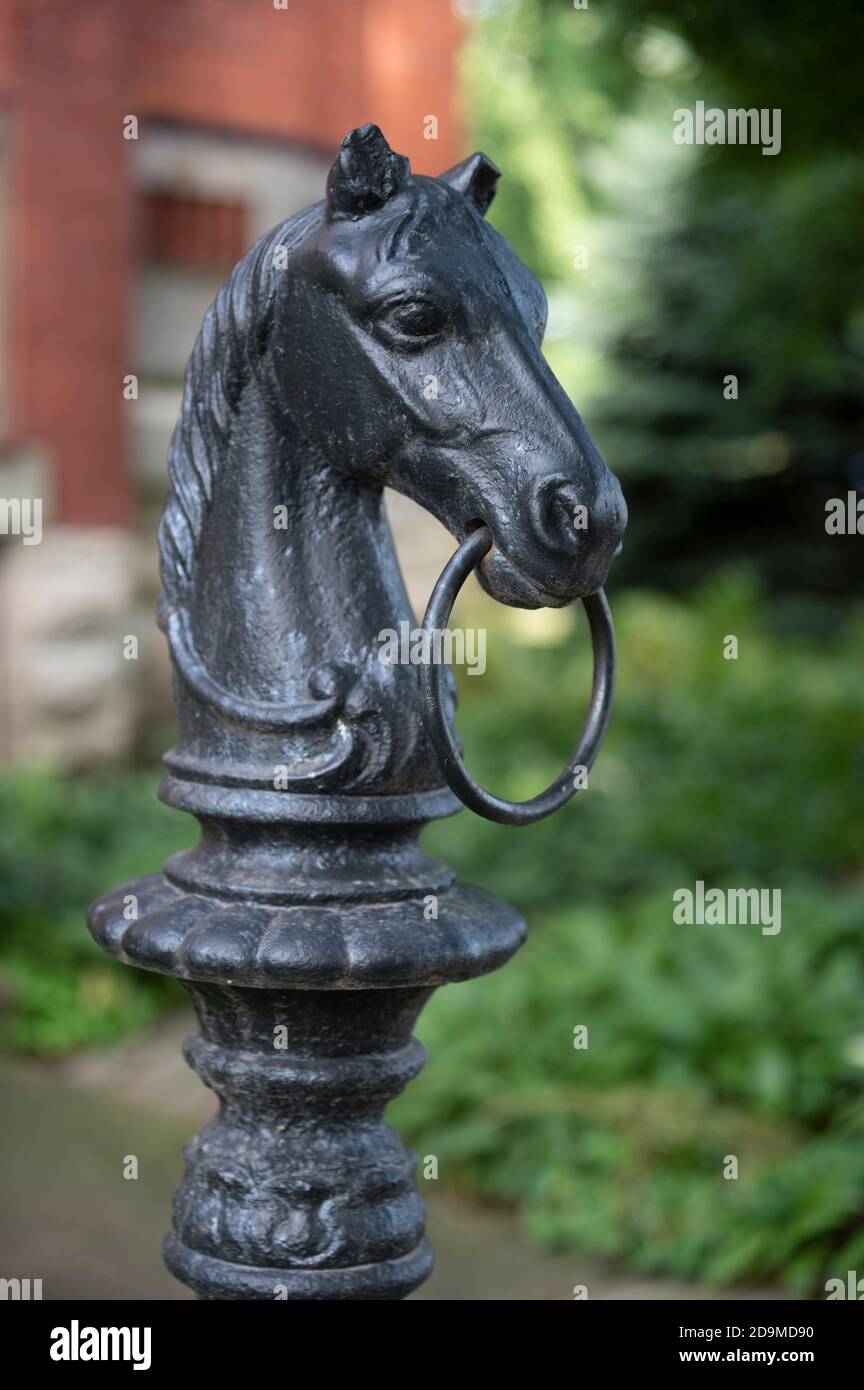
left=140, top=191, right=248, bottom=271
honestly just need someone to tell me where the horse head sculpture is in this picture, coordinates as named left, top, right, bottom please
left=91, top=125, right=628, bottom=1303
left=157, top=124, right=626, bottom=812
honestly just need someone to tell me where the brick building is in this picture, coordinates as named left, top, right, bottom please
left=0, top=0, right=463, bottom=763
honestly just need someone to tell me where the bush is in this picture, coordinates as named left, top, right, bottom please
left=395, top=573, right=864, bottom=1295
left=0, top=772, right=189, bottom=1051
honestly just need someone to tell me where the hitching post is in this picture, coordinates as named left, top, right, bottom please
left=88, top=125, right=626, bottom=1300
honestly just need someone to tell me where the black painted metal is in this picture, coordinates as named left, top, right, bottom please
left=88, top=124, right=626, bottom=1301
left=418, top=526, right=616, bottom=826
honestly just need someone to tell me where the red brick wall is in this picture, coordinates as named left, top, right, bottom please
left=1, top=0, right=463, bottom=526
left=132, top=0, right=462, bottom=172
left=6, top=0, right=134, bottom=525
left=360, top=0, right=464, bottom=172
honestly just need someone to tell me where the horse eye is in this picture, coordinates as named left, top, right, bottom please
left=379, top=299, right=448, bottom=343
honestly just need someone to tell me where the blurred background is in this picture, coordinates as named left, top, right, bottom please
left=0, top=0, right=862, bottom=1299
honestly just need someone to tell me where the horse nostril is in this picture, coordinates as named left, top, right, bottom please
left=532, top=473, right=627, bottom=558
left=553, top=485, right=584, bottom=538
left=530, top=478, right=586, bottom=553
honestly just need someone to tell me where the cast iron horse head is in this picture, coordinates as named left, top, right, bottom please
left=157, top=125, right=626, bottom=809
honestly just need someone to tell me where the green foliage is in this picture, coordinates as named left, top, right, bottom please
left=0, top=773, right=190, bottom=1051
left=462, top=1, right=864, bottom=598
left=409, top=2, right=864, bottom=1286
left=392, top=577, right=864, bottom=1295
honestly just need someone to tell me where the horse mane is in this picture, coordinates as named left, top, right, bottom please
left=158, top=202, right=324, bottom=607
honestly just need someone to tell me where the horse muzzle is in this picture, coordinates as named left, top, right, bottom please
left=477, top=470, right=627, bottom=608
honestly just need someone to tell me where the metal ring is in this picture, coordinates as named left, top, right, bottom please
left=417, top=525, right=616, bottom=827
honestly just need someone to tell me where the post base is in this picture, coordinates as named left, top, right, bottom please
left=164, top=1233, right=435, bottom=1301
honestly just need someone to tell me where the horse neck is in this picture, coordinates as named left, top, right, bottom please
left=186, top=387, right=413, bottom=706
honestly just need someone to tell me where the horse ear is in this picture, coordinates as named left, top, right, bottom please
left=438, top=151, right=500, bottom=215
left=326, top=124, right=410, bottom=221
